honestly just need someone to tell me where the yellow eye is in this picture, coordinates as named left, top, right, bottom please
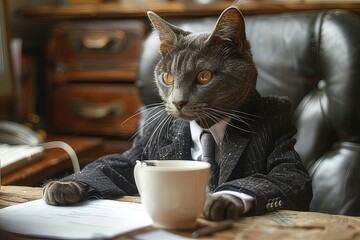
left=196, top=70, right=213, bottom=85
left=162, top=72, right=174, bottom=85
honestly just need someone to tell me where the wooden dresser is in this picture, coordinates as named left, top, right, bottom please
left=46, top=20, right=145, bottom=152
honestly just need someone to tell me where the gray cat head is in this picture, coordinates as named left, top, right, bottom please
left=148, top=7, right=257, bottom=128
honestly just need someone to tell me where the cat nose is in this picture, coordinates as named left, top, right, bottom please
left=173, top=101, right=188, bottom=111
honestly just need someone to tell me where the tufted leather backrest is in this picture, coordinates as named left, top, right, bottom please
left=137, top=10, right=360, bottom=215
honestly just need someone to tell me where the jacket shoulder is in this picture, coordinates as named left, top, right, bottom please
left=259, top=96, right=292, bottom=113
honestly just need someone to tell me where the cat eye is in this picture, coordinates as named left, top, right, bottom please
left=163, top=72, right=174, bottom=85
left=196, top=70, right=213, bottom=85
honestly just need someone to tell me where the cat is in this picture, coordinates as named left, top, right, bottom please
left=43, top=6, right=312, bottom=220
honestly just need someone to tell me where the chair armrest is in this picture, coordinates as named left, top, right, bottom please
left=309, top=141, right=360, bottom=216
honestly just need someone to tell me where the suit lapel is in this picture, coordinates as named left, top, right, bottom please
left=218, top=95, right=261, bottom=185
left=219, top=126, right=250, bottom=185
left=218, top=93, right=261, bottom=184
left=157, top=119, right=192, bottom=160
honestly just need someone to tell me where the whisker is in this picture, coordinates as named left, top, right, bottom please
left=143, top=115, right=168, bottom=149
left=206, top=107, right=254, bottom=124
left=129, top=106, right=167, bottom=140
left=157, top=114, right=173, bottom=146
left=203, top=107, right=256, bottom=133
left=195, top=113, right=206, bottom=130
left=121, top=103, right=164, bottom=127
left=227, top=121, right=255, bottom=134
left=213, top=108, right=259, bottom=123
left=145, top=114, right=172, bottom=151
left=227, top=109, right=262, bottom=119
left=201, top=111, right=223, bottom=128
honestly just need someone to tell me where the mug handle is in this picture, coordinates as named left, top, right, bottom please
left=134, top=160, right=142, bottom=195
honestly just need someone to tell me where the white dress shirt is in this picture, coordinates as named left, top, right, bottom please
left=189, top=120, right=254, bottom=214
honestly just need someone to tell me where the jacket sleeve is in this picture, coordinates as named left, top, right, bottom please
left=63, top=133, right=144, bottom=199
left=62, top=107, right=169, bottom=200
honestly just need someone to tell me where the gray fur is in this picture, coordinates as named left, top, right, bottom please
left=149, top=7, right=258, bottom=128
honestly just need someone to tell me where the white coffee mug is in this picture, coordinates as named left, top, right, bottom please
left=134, top=160, right=210, bottom=229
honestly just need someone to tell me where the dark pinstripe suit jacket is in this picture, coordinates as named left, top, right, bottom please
left=65, top=94, right=313, bottom=215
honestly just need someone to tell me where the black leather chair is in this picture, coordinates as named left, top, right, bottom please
left=136, top=10, right=360, bottom=216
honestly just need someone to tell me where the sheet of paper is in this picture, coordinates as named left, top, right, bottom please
left=133, top=229, right=193, bottom=240
left=0, top=199, right=152, bottom=239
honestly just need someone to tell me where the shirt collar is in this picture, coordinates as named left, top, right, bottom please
left=190, top=119, right=229, bottom=147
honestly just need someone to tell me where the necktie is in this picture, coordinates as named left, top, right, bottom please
left=200, top=130, right=219, bottom=192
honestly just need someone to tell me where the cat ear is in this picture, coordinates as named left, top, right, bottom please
left=147, top=11, right=179, bottom=54
left=208, top=7, right=248, bottom=51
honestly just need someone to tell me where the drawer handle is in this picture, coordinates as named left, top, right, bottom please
left=69, top=31, right=127, bottom=52
left=82, top=36, right=111, bottom=49
left=74, top=101, right=124, bottom=119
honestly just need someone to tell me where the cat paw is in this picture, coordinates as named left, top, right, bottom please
left=42, top=180, right=87, bottom=206
left=203, top=193, right=245, bottom=221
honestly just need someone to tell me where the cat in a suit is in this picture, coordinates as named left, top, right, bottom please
left=43, top=6, right=312, bottom=220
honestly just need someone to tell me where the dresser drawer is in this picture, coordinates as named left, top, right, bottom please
left=50, top=84, right=141, bottom=137
left=48, top=20, right=145, bottom=83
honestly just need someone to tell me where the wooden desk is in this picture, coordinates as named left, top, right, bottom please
left=1, top=186, right=359, bottom=240
left=1, top=136, right=104, bottom=186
